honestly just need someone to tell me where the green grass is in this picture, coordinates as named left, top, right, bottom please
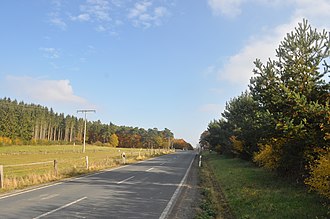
left=202, top=152, right=329, bottom=219
left=0, top=145, right=170, bottom=192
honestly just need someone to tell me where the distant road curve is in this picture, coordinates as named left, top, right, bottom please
left=0, top=151, right=196, bottom=219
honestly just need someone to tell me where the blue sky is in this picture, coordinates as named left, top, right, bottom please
left=1, top=0, right=330, bottom=146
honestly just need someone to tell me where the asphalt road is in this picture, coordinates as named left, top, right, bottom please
left=0, top=151, right=196, bottom=219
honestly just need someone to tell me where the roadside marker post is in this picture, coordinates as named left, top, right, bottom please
left=122, top=152, right=126, bottom=165
left=53, top=160, right=58, bottom=176
left=199, top=155, right=202, bottom=167
left=85, top=156, right=89, bottom=170
left=0, top=165, right=3, bottom=188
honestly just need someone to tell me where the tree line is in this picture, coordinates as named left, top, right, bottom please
left=200, top=20, right=329, bottom=198
left=0, top=97, right=174, bottom=148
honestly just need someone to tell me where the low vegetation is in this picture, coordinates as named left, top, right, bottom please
left=0, top=145, right=172, bottom=193
left=201, top=152, right=329, bottom=219
left=196, top=154, right=233, bottom=219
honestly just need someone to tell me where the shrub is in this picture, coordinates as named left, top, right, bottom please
left=305, top=148, right=330, bottom=199
left=0, top=136, right=13, bottom=146
left=230, top=136, right=243, bottom=155
left=253, top=138, right=284, bottom=170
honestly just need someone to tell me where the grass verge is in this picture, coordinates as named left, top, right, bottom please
left=196, top=154, right=234, bottom=219
left=0, top=145, right=172, bottom=193
left=200, top=152, right=329, bottom=219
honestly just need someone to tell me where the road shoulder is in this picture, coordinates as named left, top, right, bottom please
left=168, top=155, right=201, bottom=219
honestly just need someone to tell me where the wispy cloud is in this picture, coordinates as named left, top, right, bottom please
left=49, top=1, right=67, bottom=30
left=78, top=0, right=111, bottom=22
left=71, top=13, right=91, bottom=22
left=5, top=75, right=86, bottom=104
left=208, top=0, right=330, bottom=86
left=39, top=47, right=61, bottom=59
left=49, top=13, right=67, bottom=30
left=207, top=0, right=286, bottom=18
left=207, top=0, right=244, bottom=18
left=48, top=0, right=172, bottom=32
left=128, top=1, right=169, bottom=28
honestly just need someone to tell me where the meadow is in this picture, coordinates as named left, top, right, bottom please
left=0, top=145, right=170, bottom=192
left=197, top=152, right=329, bottom=219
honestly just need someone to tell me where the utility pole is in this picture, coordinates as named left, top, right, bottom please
left=77, top=109, right=96, bottom=153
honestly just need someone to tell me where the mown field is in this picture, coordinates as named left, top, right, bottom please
left=198, top=152, right=329, bottom=219
left=0, top=145, right=171, bottom=193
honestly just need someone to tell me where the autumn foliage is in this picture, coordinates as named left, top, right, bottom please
left=200, top=20, right=330, bottom=198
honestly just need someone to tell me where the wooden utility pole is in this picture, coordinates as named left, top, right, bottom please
left=77, top=110, right=96, bottom=153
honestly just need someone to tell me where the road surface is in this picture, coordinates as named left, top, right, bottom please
left=0, top=151, right=196, bottom=219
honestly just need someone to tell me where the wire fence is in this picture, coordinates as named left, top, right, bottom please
left=0, top=148, right=173, bottom=189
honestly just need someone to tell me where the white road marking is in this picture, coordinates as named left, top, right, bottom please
left=0, top=152, right=170, bottom=201
left=0, top=164, right=127, bottom=200
left=117, top=176, right=135, bottom=184
left=32, top=196, right=87, bottom=219
left=0, top=182, right=63, bottom=200
left=41, top=194, right=59, bottom=200
left=159, top=155, right=195, bottom=219
left=159, top=162, right=166, bottom=166
left=146, top=167, right=154, bottom=172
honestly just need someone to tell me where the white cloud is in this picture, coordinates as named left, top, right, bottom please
left=40, top=47, right=60, bottom=59
left=48, top=0, right=172, bottom=32
left=49, top=1, right=67, bottom=30
left=49, top=14, right=67, bottom=30
left=212, top=0, right=330, bottom=86
left=5, top=75, right=86, bottom=104
left=207, top=0, right=244, bottom=18
left=71, top=13, right=91, bottom=22
left=128, top=1, right=169, bottom=28
left=80, top=0, right=111, bottom=22
left=128, top=1, right=152, bottom=19
left=207, top=0, right=290, bottom=18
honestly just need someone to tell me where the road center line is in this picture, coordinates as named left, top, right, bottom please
left=117, top=176, right=135, bottom=184
left=32, top=196, right=87, bottom=219
left=41, top=194, right=59, bottom=200
left=146, top=167, right=154, bottom=172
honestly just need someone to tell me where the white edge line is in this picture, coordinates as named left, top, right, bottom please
left=0, top=163, right=127, bottom=200
left=0, top=182, right=63, bottom=200
left=32, top=196, right=87, bottom=219
left=159, top=155, right=195, bottom=219
left=117, top=176, right=135, bottom=184
left=0, top=152, right=178, bottom=200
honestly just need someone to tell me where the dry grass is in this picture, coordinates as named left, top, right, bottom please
left=0, top=145, right=173, bottom=193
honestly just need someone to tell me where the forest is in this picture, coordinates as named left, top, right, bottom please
left=0, top=97, right=193, bottom=149
left=200, top=20, right=330, bottom=198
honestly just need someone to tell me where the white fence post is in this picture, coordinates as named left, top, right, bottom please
left=199, top=155, right=202, bottom=167
left=85, top=156, right=89, bottom=170
left=0, top=165, right=3, bottom=189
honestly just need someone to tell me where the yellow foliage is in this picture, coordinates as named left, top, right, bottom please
left=253, top=138, right=284, bottom=170
left=13, top=138, right=23, bottom=145
left=0, top=136, right=13, bottom=145
left=305, top=148, right=330, bottom=199
left=230, top=136, right=243, bottom=155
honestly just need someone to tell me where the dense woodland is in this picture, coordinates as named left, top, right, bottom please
left=200, top=20, right=330, bottom=198
left=0, top=97, right=193, bottom=149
